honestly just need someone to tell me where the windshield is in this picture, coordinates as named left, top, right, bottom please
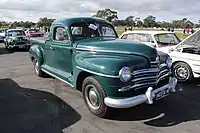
left=154, top=33, right=180, bottom=46
left=8, top=30, right=25, bottom=36
left=70, top=22, right=117, bottom=40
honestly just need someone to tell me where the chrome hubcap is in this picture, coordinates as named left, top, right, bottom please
left=175, top=66, right=188, bottom=80
left=85, top=85, right=100, bottom=110
left=89, top=89, right=98, bottom=106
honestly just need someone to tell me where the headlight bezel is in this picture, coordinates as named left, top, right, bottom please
left=119, top=67, right=132, bottom=82
left=166, top=57, right=172, bottom=68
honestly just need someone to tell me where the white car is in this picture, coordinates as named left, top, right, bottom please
left=119, top=30, right=181, bottom=53
left=0, top=29, right=7, bottom=42
left=168, top=30, right=200, bottom=83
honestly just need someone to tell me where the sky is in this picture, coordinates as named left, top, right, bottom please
left=0, top=0, right=199, bottom=23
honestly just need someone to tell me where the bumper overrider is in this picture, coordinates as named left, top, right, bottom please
left=104, top=77, right=177, bottom=108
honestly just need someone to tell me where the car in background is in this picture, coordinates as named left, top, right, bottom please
left=25, top=29, right=44, bottom=38
left=168, top=30, right=200, bottom=83
left=0, top=29, right=8, bottom=42
left=120, top=30, right=181, bottom=53
left=4, top=29, right=31, bottom=51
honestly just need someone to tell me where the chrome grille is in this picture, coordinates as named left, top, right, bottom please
left=16, top=42, right=27, bottom=45
left=119, top=62, right=171, bottom=92
left=131, top=62, right=170, bottom=90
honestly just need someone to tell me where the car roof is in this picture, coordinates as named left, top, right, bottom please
left=52, top=17, right=111, bottom=27
left=121, top=30, right=175, bottom=36
left=7, top=29, right=24, bottom=32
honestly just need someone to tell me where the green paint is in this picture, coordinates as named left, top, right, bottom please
left=29, top=17, right=170, bottom=98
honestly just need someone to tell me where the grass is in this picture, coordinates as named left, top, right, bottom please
left=115, top=27, right=190, bottom=40
left=175, top=32, right=190, bottom=40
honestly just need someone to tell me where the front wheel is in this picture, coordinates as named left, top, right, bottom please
left=33, top=58, right=45, bottom=77
left=4, top=42, right=8, bottom=49
left=173, top=62, right=193, bottom=83
left=82, top=76, right=111, bottom=118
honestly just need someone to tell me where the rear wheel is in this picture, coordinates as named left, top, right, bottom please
left=173, top=62, right=193, bottom=83
left=82, top=76, right=111, bottom=118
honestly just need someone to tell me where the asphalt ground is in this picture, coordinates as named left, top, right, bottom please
left=0, top=42, right=200, bottom=133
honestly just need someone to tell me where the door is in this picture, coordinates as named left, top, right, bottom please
left=49, top=26, right=73, bottom=75
left=41, top=39, right=54, bottom=67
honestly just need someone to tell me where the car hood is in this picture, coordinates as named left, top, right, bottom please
left=0, top=33, right=5, bottom=36
left=177, top=30, right=200, bottom=48
left=76, top=37, right=158, bottom=61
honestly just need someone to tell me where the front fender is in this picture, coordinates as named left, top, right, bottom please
left=75, top=52, right=149, bottom=77
left=29, top=45, right=44, bottom=64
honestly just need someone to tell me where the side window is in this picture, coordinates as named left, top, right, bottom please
left=54, top=27, right=69, bottom=42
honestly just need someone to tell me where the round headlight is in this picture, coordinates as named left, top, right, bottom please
left=119, top=67, right=132, bottom=82
left=166, top=57, right=172, bottom=68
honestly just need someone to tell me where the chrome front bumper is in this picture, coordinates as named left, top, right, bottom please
left=104, top=77, right=177, bottom=108
left=10, top=44, right=31, bottom=48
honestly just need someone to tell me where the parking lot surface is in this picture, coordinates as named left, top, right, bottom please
left=0, top=42, right=200, bottom=133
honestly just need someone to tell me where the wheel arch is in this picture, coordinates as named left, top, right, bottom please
left=76, top=71, right=93, bottom=92
left=29, top=45, right=44, bottom=65
left=172, top=60, right=192, bottom=70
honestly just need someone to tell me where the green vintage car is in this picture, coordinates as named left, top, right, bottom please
left=29, top=17, right=177, bottom=118
left=4, top=29, right=31, bottom=51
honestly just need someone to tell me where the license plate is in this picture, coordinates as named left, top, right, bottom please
left=155, top=88, right=170, bottom=100
left=19, top=45, right=24, bottom=48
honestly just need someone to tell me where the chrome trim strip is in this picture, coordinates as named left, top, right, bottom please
left=150, top=61, right=160, bottom=64
left=132, top=75, right=157, bottom=82
left=130, top=72, right=171, bottom=90
left=76, top=48, right=151, bottom=60
left=41, top=68, right=74, bottom=87
left=133, top=68, right=159, bottom=75
left=76, top=66, right=119, bottom=78
left=132, top=64, right=167, bottom=76
left=160, top=63, right=167, bottom=68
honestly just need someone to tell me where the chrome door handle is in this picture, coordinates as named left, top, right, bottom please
left=50, top=46, right=54, bottom=50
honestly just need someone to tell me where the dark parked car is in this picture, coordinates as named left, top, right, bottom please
left=4, top=29, right=31, bottom=51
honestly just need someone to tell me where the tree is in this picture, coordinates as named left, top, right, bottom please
left=112, top=20, right=127, bottom=26
left=135, top=18, right=143, bottom=27
left=92, top=8, right=118, bottom=22
left=143, top=15, right=156, bottom=28
left=125, top=16, right=135, bottom=27
left=37, top=17, right=55, bottom=28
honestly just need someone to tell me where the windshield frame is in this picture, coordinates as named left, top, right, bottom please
left=70, top=22, right=118, bottom=41
left=154, top=33, right=181, bottom=47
